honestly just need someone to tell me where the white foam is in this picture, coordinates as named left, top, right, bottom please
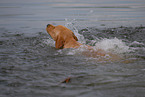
left=94, top=38, right=131, bottom=54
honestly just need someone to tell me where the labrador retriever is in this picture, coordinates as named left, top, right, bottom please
left=46, top=24, right=106, bottom=56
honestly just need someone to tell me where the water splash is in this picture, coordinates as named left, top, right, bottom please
left=64, top=19, right=131, bottom=55
left=65, top=18, right=86, bottom=44
left=64, top=38, right=131, bottom=58
left=44, top=20, right=144, bottom=59
left=94, top=38, right=131, bottom=54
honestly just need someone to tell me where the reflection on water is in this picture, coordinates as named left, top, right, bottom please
left=0, top=0, right=145, bottom=97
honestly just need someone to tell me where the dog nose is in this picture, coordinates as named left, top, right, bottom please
left=47, top=24, right=51, bottom=27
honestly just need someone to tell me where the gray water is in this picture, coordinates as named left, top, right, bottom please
left=0, top=0, right=145, bottom=97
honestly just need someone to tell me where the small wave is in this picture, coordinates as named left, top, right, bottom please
left=128, top=41, right=145, bottom=52
left=43, top=38, right=55, bottom=47
left=129, top=41, right=144, bottom=47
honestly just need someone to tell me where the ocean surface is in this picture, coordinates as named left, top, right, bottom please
left=0, top=0, right=145, bottom=97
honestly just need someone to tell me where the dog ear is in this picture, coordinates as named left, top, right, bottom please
left=55, top=35, right=65, bottom=49
left=72, top=33, right=78, bottom=41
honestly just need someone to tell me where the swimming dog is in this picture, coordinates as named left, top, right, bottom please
left=46, top=24, right=106, bottom=57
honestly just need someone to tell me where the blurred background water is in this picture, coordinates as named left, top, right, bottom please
left=0, top=0, right=145, bottom=31
left=0, top=0, right=145, bottom=97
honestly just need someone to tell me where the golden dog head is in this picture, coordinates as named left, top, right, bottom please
left=46, top=24, right=78, bottom=49
left=46, top=24, right=57, bottom=40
